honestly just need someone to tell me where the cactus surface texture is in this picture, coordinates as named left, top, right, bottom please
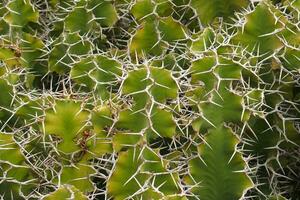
left=0, top=0, right=300, bottom=199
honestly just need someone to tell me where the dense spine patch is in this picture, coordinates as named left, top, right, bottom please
left=0, top=0, right=299, bottom=199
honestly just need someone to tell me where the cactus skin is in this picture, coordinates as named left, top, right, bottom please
left=0, top=0, right=299, bottom=199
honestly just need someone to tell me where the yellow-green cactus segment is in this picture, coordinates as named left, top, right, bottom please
left=112, top=133, right=142, bottom=152
left=163, top=196, right=188, bottom=200
left=131, top=0, right=154, bottom=21
left=190, top=0, right=249, bottom=25
left=91, top=105, right=113, bottom=134
left=65, top=3, right=94, bottom=35
left=4, top=0, right=39, bottom=27
left=20, top=33, right=45, bottom=69
left=0, top=133, right=24, bottom=166
left=187, top=126, right=253, bottom=200
left=0, top=133, right=35, bottom=199
left=71, top=55, right=122, bottom=90
left=84, top=133, right=113, bottom=159
left=0, top=79, right=13, bottom=110
left=158, top=17, right=186, bottom=42
left=214, top=57, right=242, bottom=80
left=49, top=33, right=92, bottom=74
left=119, top=67, right=177, bottom=138
left=49, top=0, right=75, bottom=9
left=0, top=20, right=8, bottom=35
left=130, top=21, right=165, bottom=57
left=141, top=147, right=180, bottom=195
left=89, top=55, right=122, bottom=84
left=0, top=79, right=14, bottom=123
left=48, top=43, right=72, bottom=73
left=65, top=33, right=92, bottom=56
left=59, top=163, right=95, bottom=192
left=0, top=0, right=298, bottom=198
left=121, top=67, right=150, bottom=108
left=149, top=107, right=176, bottom=138
left=291, top=0, right=300, bottom=10
left=82, top=105, right=114, bottom=158
left=232, top=2, right=283, bottom=55
left=70, top=57, right=95, bottom=89
left=189, top=56, right=216, bottom=91
left=0, top=41, right=20, bottom=67
left=268, top=195, right=288, bottom=200
left=189, top=56, right=243, bottom=94
left=150, top=54, right=177, bottom=70
left=88, top=0, right=118, bottom=27
left=117, top=106, right=176, bottom=138
left=0, top=4, right=9, bottom=35
left=107, top=146, right=180, bottom=199
left=280, top=0, right=300, bottom=19
left=122, top=67, right=178, bottom=104
left=15, top=99, right=43, bottom=128
left=280, top=19, right=300, bottom=47
left=243, top=116, right=280, bottom=158
left=116, top=109, right=148, bottom=132
left=280, top=47, right=300, bottom=70
left=199, top=82, right=245, bottom=128
left=107, top=147, right=150, bottom=200
left=190, top=28, right=215, bottom=53
left=42, top=185, right=88, bottom=200
left=44, top=100, right=89, bottom=153
left=150, top=67, right=178, bottom=102
left=292, top=0, right=300, bottom=8
left=156, top=0, right=173, bottom=17
left=122, top=67, right=150, bottom=94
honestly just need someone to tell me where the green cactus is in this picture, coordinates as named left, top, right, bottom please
left=4, top=0, right=39, bottom=28
left=0, top=133, right=36, bottom=199
left=44, top=100, right=89, bottom=153
left=186, top=127, right=253, bottom=200
left=43, top=185, right=88, bottom=200
left=190, top=0, right=249, bottom=25
left=0, top=0, right=299, bottom=199
left=232, top=2, right=283, bottom=55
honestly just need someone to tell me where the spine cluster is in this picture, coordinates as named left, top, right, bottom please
left=0, top=0, right=299, bottom=199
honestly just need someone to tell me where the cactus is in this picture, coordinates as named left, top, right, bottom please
left=0, top=0, right=299, bottom=199
left=43, top=185, right=88, bottom=200
left=186, top=127, right=253, bottom=200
